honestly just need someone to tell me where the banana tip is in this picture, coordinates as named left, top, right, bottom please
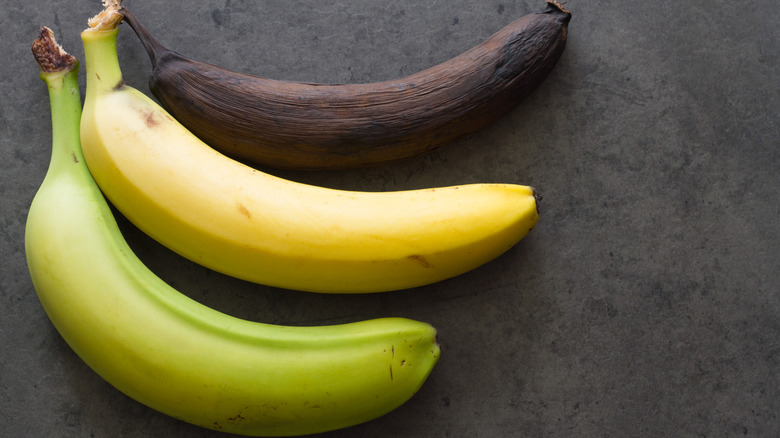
left=547, top=1, right=570, bottom=13
left=532, top=189, right=542, bottom=215
left=546, top=1, right=572, bottom=22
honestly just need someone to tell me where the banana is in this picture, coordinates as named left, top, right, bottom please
left=79, top=1, right=540, bottom=294
left=81, top=2, right=539, bottom=293
left=27, top=26, right=439, bottom=437
left=120, top=1, right=571, bottom=170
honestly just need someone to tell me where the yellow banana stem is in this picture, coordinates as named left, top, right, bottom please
left=82, top=1, right=124, bottom=95
left=82, top=28, right=123, bottom=97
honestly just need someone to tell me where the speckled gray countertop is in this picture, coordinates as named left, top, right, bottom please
left=1, top=1, right=778, bottom=437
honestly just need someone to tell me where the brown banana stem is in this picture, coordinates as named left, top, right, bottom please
left=119, top=7, right=166, bottom=67
left=121, top=2, right=571, bottom=170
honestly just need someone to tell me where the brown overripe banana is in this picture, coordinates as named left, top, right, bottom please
left=120, top=1, right=571, bottom=170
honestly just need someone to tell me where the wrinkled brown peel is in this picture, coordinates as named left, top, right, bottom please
left=122, top=3, right=571, bottom=170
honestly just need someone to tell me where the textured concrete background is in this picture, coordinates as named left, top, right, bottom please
left=1, top=0, right=778, bottom=437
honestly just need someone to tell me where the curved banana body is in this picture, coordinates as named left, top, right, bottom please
left=79, top=6, right=540, bottom=294
left=121, top=2, right=571, bottom=170
left=27, top=27, right=439, bottom=437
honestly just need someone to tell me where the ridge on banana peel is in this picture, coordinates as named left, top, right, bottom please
left=27, top=27, right=439, bottom=437
left=80, top=1, right=540, bottom=294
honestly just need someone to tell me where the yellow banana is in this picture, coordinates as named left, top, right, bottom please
left=27, top=27, right=439, bottom=437
left=80, top=1, right=540, bottom=293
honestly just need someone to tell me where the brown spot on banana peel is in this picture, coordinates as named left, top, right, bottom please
left=408, top=255, right=433, bottom=268
left=131, top=100, right=175, bottom=128
left=120, top=3, right=571, bottom=170
left=237, top=203, right=251, bottom=218
left=143, top=109, right=160, bottom=128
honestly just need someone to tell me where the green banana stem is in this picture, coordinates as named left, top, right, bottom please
left=32, top=27, right=88, bottom=184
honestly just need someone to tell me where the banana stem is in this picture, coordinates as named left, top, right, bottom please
left=82, top=1, right=125, bottom=97
left=82, top=28, right=123, bottom=97
left=121, top=7, right=168, bottom=68
left=32, top=27, right=86, bottom=180
left=546, top=1, right=571, bottom=15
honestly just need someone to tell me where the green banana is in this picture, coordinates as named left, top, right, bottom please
left=26, top=26, right=440, bottom=437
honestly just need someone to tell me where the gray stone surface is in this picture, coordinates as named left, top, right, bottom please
left=1, top=0, right=778, bottom=437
